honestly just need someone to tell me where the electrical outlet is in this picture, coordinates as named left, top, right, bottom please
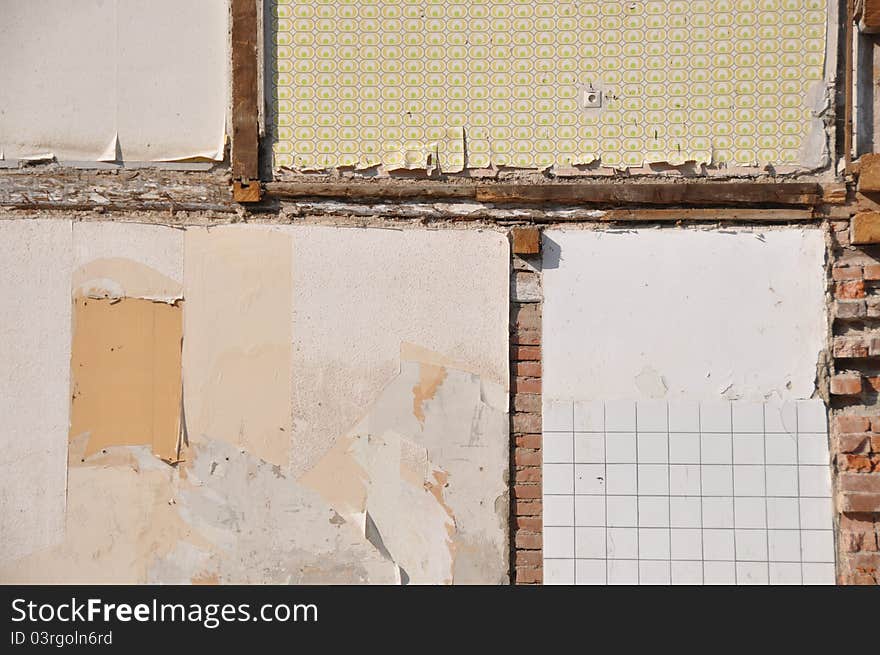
left=582, top=88, right=602, bottom=109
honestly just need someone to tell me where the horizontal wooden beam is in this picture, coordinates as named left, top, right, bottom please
left=265, top=181, right=822, bottom=208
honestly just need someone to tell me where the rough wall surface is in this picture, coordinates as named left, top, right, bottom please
left=0, top=219, right=510, bottom=585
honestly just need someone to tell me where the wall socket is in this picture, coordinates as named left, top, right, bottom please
left=582, top=88, right=602, bottom=109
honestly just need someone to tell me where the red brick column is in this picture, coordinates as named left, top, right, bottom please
left=509, top=228, right=543, bottom=584
left=828, top=217, right=880, bottom=584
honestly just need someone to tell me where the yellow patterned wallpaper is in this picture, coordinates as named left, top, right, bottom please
left=272, top=0, right=827, bottom=172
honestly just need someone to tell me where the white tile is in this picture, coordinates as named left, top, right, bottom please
left=765, top=465, right=799, bottom=497
left=575, top=464, right=606, bottom=495
left=703, top=529, right=735, bottom=560
left=764, top=401, right=797, bottom=434
left=637, top=433, right=669, bottom=464
left=639, top=496, right=670, bottom=527
left=670, top=496, right=702, bottom=528
left=703, top=561, right=736, bottom=585
left=669, top=464, right=702, bottom=496
left=801, top=530, right=835, bottom=563
left=671, top=561, right=703, bottom=585
left=574, top=433, right=605, bottom=463
left=736, top=562, right=769, bottom=585
left=605, top=400, right=636, bottom=431
left=734, top=497, right=766, bottom=529
left=765, top=434, right=798, bottom=464
left=702, top=497, right=734, bottom=529
left=670, top=528, right=703, bottom=560
left=544, top=558, right=575, bottom=585
left=700, top=401, right=732, bottom=432
left=544, top=463, right=574, bottom=494
left=606, top=495, right=637, bottom=527
left=797, top=433, right=829, bottom=466
left=543, top=399, right=574, bottom=432
left=639, top=560, right=671, bottom=585
left=575, top=495, right=606, bottom=527
left=797, top=400, right=827, bottom=433
left=732, top=402, right=764, bottom=433
left=606, top=527, right=639, bottom=559
left=768, top=529, right=801, bottom=562
left=668, top=400, right=700, bottom=432
left=605, top=433, right=637, bottom=463
left=544, top=526, right=575, bottom=558
left=637, top=400, right=668, bottom=432
left=733, top=433, right=765, bottom=464
left=638, top=464, right=669, bottom=495
left=575, top=527, right=606, bottom=559
left=802, top=562, right=836, bottom=585
left=701, top=434, right=732, bottom=464
left=769, top=561, right=803, bottom=585
left=799, top=497, right=833, bottom=530
left=734, top=465, right=765, bottom=496
left=604, top=464, right=637, bottom=495
left=701, top=465, right=733, bottom=496
left=766, top=497, right=800, bottom=529
left=543, top=433, right=574, bottom=464
left=639, top=528, right=670, bottom=559
left=575, top=559, right=606, bottom=585
left=543, top=495, right=574, bottom=527
left=574, top=400, right=605, bottom=432
left=736, top=529, right=768, bottom=561
left=607, top=559, right=639, bottom=585
left=669, top=433, right=701, bottom=464
left=799, top=466, right=832, bottom=497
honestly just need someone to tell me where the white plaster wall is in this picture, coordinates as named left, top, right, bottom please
left=542, top=228, right=827, bottom=402
left=0, top=219, right=73, bottom=562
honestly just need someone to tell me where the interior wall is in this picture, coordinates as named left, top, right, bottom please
left=271, top=0, right=829, bottom=172
left=0, top=219, right=510, bottom=585
left=0, top=0, right=228, bottom=162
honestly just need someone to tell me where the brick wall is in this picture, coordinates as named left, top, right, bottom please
left=829, top=217, right=880, bottom=584
left=509, top=228, right=543, bottom=584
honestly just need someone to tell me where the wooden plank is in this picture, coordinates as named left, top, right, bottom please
left=264, top=181, right=477, bottom=201
left=510, top=227, right=541, bottom=254
left=861, top=0, right=880, bottom=32
left=231, top=0, right=260, bottom=188
left=474, top=182, right=822, bottom=206
left=597, top=208, right=816, bottom=223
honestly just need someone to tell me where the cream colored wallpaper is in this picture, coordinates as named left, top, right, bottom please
left=272, top=0, right=827, bottom=172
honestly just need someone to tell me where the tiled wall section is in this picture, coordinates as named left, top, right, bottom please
left=542, top=399, right=835, bottom=585
left=272, top=0, right=827, bottom=171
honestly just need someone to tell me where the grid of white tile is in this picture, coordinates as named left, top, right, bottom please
left=542, top=400, right=835, bottom=585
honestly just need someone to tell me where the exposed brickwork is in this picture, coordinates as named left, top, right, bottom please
left=829, top=216, right=880, bottom=584
left=509, top=233, right=543, bottom=585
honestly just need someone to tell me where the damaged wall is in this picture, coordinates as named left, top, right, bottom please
left=0, top=1, right=228, bottom=162
left=0, top=219, right=509, bottom=584
left=271, top=0, right=829, bottom=172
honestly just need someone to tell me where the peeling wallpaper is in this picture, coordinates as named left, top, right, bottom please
left=272, top=0, right=828, bottom=171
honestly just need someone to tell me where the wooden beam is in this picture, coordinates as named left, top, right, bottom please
left=860, top=0, right=880, bottom=32
left=474, top=182, right=821, bottom=206
left=264, top=181, right=477, bottom=202
left=231, top=0, right=261, bottom=201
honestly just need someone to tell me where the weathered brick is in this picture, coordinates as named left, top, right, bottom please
left=512, top=328, right=540, bottom=346
left=852, top=210, right=880, bottom=244
left=515, top=533, right=543, bottom=550
left=839, top=512, right=877, bottom=531
left=514, top=466, right=542, bottom=483
left=872, top=435, right=880, bottom=452
left=868, top=297, right=880, bottom=318
left=835, top=415, right=871, bottom=434
left=516, top=516, right=543, bottom=532
left=864, top=263, right=880, bottom=280
left=515, top=500, right=541, bottom=516
left=515, top=567, right=543, bottom=584
left=512, top=376, right=541, bottom=394
left=836, top=280, right=866, bottom=299
left=831, top=373, right=863, bottom=395
left=833, top=265, right=863, bottom=281
left=511, top=303, right=541, bottom=331
left=515, top=550, right=542, bottom=567
left=512, top=412, right=542, bottom=434
left=513, top=484, right=542, bottom=499
left=516, top=434, right=542, bottom=449
left=838, top=434, right=870, bottom=454
left=844, top=552, right=880, bottom=575
left=870, top=416, right=880, bottom=432
left=513, top=393, right=541, bottom=413
left=841, top=531, right=879, bottom=552
left=842, top=493, right=880, bottom=512
left=840, top=472, right=880, bottom=492
left=833, top=336, right=869, bottom=358
left=514, top=361, right=542, bottom=377
left=514, top=449, right=541, bottom=466
left=512, top=345, right=541, bottom=361
left=838, top=454, right=874, bottom=472
left=835, top=300, right=867, bottom=319
left=511, top=271, right=542, bottom=303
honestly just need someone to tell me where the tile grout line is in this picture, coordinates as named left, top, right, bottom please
left=698, top=403, right=705, bottom=585
left=795, top=406, right=804, bottom=585
left=666, top=402, right=672, bottom=585
left=571, top=400, right=576, bottom=584
left=763, top=404, right=770, bottom=584
left=730, top=402, right=737, bottom=584
left=634, top=402, right=639, bottom=585
left=603, top=401, right=608, bottom=585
